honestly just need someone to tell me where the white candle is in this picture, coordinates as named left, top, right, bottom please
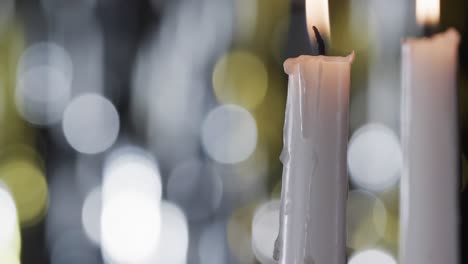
left=277, top=52, right=354, bottom=264
left=400, top=1, right=460, bottom=263
left=275, top=3, right=355, bottom=255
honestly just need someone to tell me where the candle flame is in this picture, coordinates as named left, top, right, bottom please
left=306, top=0, right=331, bottom=42
left=416, top=0, right=440, bottom=26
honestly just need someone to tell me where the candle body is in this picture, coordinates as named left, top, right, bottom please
left=400, top=29, right=460, bottom=264
left=277, top=53, right=353, bottom=264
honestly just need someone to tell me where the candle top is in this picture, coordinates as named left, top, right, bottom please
left=403, top=28, right=460, bottom=46
left=284, top=52, right=355, bottom=75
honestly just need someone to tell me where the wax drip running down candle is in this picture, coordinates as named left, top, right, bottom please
left=274, top=1, right=354, bottom=260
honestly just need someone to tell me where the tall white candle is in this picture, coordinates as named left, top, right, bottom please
left=276, top=53, right=354, bottom=264
left=400, top=17, right=461, bottom=264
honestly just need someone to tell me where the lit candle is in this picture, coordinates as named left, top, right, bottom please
left=275, top=0, right=354, bottom=262
left=400, top=1, right=460, bottom=263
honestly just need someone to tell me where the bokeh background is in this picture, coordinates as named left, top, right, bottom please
left=0, top=0, right=466, bottom=263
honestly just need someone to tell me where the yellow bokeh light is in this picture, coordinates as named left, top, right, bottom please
left=0, top=159, right=48, bottom=226
left=227, top=203, right=257, bottom=263
left=0, top=251, right=20, bottom=264
left=212, top=51, right=268, bottom=110
left=347, top=191, right=387, bottom=250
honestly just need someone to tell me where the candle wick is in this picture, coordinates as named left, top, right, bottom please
left=312, top=26, right=326, bottom=56
left=423, top=25, right=437, bottom=37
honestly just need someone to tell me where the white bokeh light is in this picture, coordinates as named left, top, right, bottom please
left=101, top=191, right=161, bottom=264
left=103, top=146, right=162, bottom=203
left=18, top=42, right=73, bottom=83
left=348, top=123, right=402, bottom=191
left=0, top=186, right=20, bottom=256
left=202, top=104, right=257, bottom=164
left=348, top=249, right=397, bottom=264
left=16, top=65, right=71, bottom=125
left=251, top=200, right=280, bottom=264
left=81, top=187, right=101, bottom=245
left=153, top=201, right=189, bottom=264
left=62, top=93, right=119, bottom=154
left=16, top=42, right=73, bottom=125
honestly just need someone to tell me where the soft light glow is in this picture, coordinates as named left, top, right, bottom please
left=62, top=93, right=119, bottom=154
left=101, top=191, right=161, bottom=264
left=202, top=104, right=257, bottom=164
left=81, top=187, right=102, bottom=245
left=348, top=124, right=402, bottom=192
left=348, top=249, right=397, bottom=264
left=153, top=201, right=189, bottom=264
left=252, top=200, right=280, bottom=264
left=0, top=252, right=20, bottom=264
left=212, top=51, right=268, bottom=110
left=0, top=186, right=20, bottom=256
left=103, top=146, right=162, bottom=203
left=416, top=0, right=440, bottom=26
left=16, top=65, right=71, bottom=125
left=0, top=159, right=48, bottom=226
left=306, top=0, right=331, bottom=41
left=101, top=147, right=163, bottom=263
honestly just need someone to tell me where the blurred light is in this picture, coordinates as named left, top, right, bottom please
left=81, top=187, right=101, bottom=245
left=212, top=51, right=268, bottom=110
left=16, top=42, right=73, bottom=126
left=416, top=0, right=440, bottom=26
left=153, top=201, right=189, bottom=264
left=16, top=65, right=71, bottom=125
left=0, top=252, right=19, bottom=264
left=103, top=146, right=161, bottom=203
left=348, top=249, right=397, bottom=264
left=0, top=159, right=48, bottom=226
left=0, top=186, right=20, bottom=256
left=251, top=200, right=280, bottom=264
left=198, top=222, right=228, bottom=264
left=18, top=42, right=73, bottom=84
left=306, top=0, right=330, bottom=40
left=101, top=191, right=161, bottom=264
left=347, top=190, right=387, bottom=250
left=348, top=123, right=402, bottom=192
left=202, top=104, right=257, bottom=164
left=134, top=0, right=232, bottom=169
left=62, top=93, right=119, bottom=154
left=167, top=159, right=223, bottom=221
left=233, top=0, right=257, bottom=43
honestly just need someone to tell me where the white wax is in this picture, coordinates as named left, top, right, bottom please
left=400, top=29, right=460, bottom=264
left=277, top=53, right=354, bottom=264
